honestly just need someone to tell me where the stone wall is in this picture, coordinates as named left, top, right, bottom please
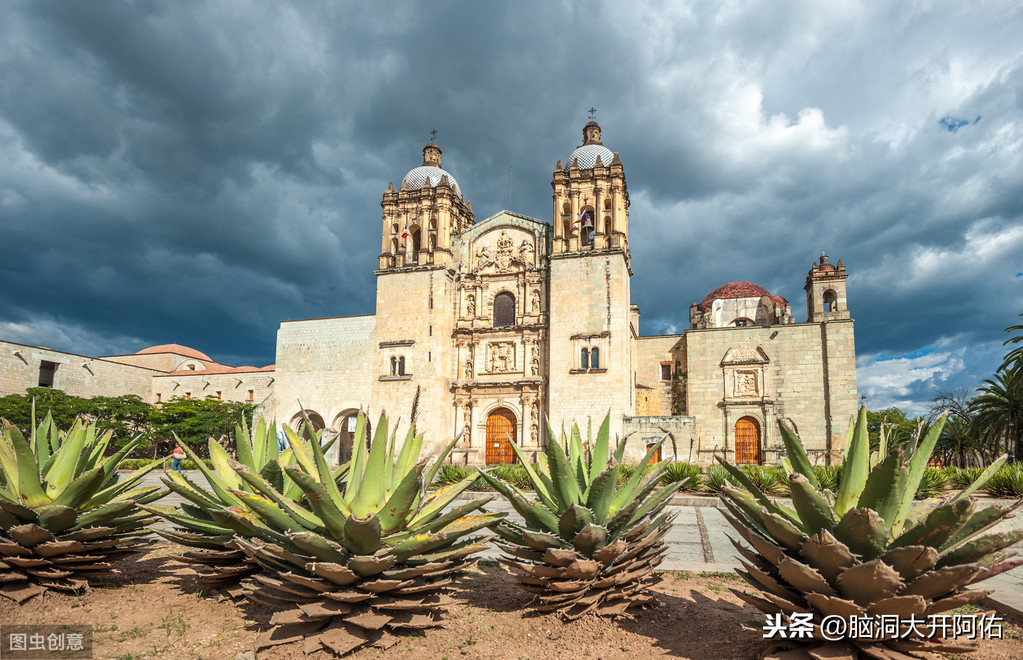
left=547, top=251, right=636, bottom=456
left=270, top=314, right=377, bottom=433
left=152, top=371, right=275, bottom=406
left=633, top=335, right=683, bottom=416
left=0, top=340, right=155, bottom=399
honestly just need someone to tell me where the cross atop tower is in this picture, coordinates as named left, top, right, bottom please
left=588, top=107, right=597, bottom=120
left=429, top=128, right=438, bottom=142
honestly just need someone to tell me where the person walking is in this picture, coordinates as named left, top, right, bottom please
left=171, top=444, right=186, bottom=473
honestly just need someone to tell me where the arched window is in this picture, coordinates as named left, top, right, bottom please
left=581, top=348, right=589, bottom=370
left=391, top=238, right=399, bottom=254
left=580, top=206, right=595, bottom=246
left=390, top=356, right=397, bottom=376
left=429, top=234, right=436, bottom=251
left=824, top=290, right=837, bottom=312
left=603, top=215, right=612, bottom=236
left=411, top=228, right=422, bottom=253
left=398, top=356, right=406, bottom=376
left=493, top=292, right=515, bottom=327
left=392, top=223, right=399, bottom=234
left=590, top=347, right=600, bottom=369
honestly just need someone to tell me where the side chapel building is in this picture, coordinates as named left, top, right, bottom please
left=0, top=122, right=857, bottom=465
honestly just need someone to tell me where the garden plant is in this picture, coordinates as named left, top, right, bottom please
left=0, top=410, right=164, bottom=603
left=478, top=414, right=689, bottom=619
left=142, top=416, right=343, bottom=596
left=185, top=413, right=504, bottom=656
left=719, top=406, right=1023, bottom=659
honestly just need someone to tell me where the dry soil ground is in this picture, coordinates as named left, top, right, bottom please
left=2, top=542, right=1023, bottom=659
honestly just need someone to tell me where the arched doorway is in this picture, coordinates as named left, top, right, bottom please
left=486, top=408, right=517, bottom=464
left=332, top=410, right=367, bottom=464
left=734, top=417, right=762, bottom=465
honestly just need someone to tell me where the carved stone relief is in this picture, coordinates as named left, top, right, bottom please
left=488, top=342, right=516, bottom=373
left=734, top=370, right=758, bottom=397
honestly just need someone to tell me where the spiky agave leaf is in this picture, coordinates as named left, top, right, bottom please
left=202, top=413, right=503, bottom=656
left=142, top=415, right=347, bottom=596
left=478, top=412, right=689, bottom=620
left=724, top=404, right=1023, bottom=659
left=0, top=415, right=166, bottom=603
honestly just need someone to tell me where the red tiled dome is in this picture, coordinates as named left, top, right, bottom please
left=698, top=282, right=788, bottom=311
left=136, top=344, right=212, bottom=361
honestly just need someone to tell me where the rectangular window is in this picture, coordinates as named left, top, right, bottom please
left=185, top=392, right=191, bottom=400
left=216, top=391, right=222, bottom=400
left=156, top=393, right=162, bottom=403
left=248, top=390, right=254, bottom=401
left=660, top=363, right=672, bottom=381
left=38, top=361, right=58, bottom=387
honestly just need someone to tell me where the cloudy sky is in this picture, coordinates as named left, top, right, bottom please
left=1, top=1, right=1021, bottom=415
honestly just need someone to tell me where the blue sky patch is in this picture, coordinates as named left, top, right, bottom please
left=940, top=115, right=982, bottom=133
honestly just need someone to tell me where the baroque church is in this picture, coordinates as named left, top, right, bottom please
left=267, top=121, right=857, bottom=465
left=0, top=121, right=857, bottom=466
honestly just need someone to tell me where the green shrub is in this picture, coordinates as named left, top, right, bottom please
left=982, top=464, right=1023, bottom=498
left=812, top=464, right=842, bottom=492
left=915, top=466, right=950, bottom=499
left=435, top=463, right=473, bottom=487
left=948, top=466, right=984, bottom=490
left=662, top=461, right=702, bottom=490
left=704, top=465, right=731, bottom=494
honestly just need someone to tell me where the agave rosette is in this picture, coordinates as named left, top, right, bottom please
left=478, top=414, right=690, bottom=619
left=0, top=410, right=165, bottom=603
left=720, top=406, right=1023, bottom=659
left=207, top=414, right=503, bottom=656
left=142, top=417, right=343, bottom=595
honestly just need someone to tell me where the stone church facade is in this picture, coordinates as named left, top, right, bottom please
left=267, top=122, right=858, bottom=466
left=0, top=121, right=856, bottom=466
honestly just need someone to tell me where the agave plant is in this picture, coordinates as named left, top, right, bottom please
left=142, top=417, right=341, bottom=596
left=202, top=414, right=502, bottom=656
left=720, top=406, right=1023, bottom=659
left=477, top=414, right=689, bottom=620
left=0, top=411, right=165, bottom=603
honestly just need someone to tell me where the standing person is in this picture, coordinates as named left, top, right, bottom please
left=171, top=444, right=186, bottom=474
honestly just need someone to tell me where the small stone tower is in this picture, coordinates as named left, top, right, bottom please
left=379, top=141, right=474, bottom=270
left=805, top=254, right=850, bottom=322
left=550, top=121, right=630, bottom=261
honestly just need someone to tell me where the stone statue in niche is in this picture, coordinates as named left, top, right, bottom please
left=464, top=359, right=473, bottom=379
left=530, top=289, right=540, bottom=312
left=489, top=342, right=515, bottom=373
left=530, top=355, right=540, bottom=376
left=465, top=293, right=475, bottom=317
left=462, top=406, right=472, bottom=443
left=530, top=403, right=539, bottom=445
left=735, top=370, right=758, bottom=396
left=517, top=238, right=535, bottom=265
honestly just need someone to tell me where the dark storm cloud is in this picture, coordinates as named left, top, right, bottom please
left=1, top=1, right=1021, bottom=414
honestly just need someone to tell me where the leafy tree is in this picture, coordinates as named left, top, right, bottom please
left=0, top=388, right=88, bottom=430
left=973, top=367, right=1023, bottom=461
left=930, top=388, right=982, bottom=467
left=148, top=396, right=256, bottom=458
left=866, top=406, right=921, bottom=452
left=999, top=312, right=1023, bottom=372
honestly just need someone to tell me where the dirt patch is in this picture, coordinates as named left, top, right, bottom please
left=2, top=544, right=1022, bottom=659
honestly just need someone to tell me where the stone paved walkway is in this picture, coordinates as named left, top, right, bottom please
left=139, top=472, right=1023, bottom=621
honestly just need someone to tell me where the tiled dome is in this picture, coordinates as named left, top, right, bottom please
left=567, top=143, right=615, bottom=169
left=136, top=344, right=212, bottom=361
left=699, top=282, right=788, bottom=311
left=402, top=165, right=462, bottom=197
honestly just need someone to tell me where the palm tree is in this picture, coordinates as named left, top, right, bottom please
left=1000, top=312, right=1023, bottom=372
left=973, top=367, right=1023, bottom=460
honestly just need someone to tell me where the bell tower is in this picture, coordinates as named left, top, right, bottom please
left=547, top=119, right=636, bottom=441
left=379, top=140, right=474, bottom=271
left=551, top=121, right=630, bottom=264
left=805, top=253, right=850, bottom=322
